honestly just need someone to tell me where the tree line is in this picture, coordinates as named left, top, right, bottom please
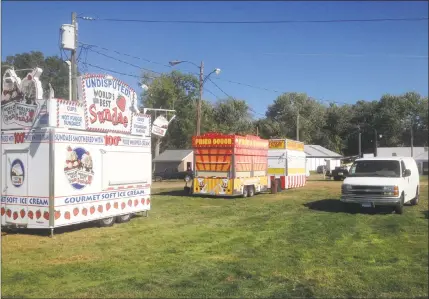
left=2, top=52, right=428, bottom=156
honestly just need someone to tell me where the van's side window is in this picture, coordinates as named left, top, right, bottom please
left=401, top=161, right=406, bottom=176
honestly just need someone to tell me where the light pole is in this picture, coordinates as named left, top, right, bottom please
left=169, top=60, right=221, bottom=135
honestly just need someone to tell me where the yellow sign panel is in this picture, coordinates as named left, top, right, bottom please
left=286, top=140, right=304, bottom=151
left=268, top=168, right=285, bottom=175
left=193, top=178, right=233, bottom=195
left=287, top=168, right=306, bottom=175
left=269, top=140, right=285, bottom=149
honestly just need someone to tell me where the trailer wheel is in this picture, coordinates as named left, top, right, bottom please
left=242, top=186, right=249, bottom=198
left=248, top=185, right=255, bottom=197
left=116, top=213, right=132, bottom=223
left=99, top=217, right=115, bottom=227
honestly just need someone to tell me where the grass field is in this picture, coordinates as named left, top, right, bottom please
left=2, top=176, right=428, bottom=298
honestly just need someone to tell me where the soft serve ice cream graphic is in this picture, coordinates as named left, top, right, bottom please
left=65, top=146, right=79, bottom=170
left=64, top=146, right=94, bottom=189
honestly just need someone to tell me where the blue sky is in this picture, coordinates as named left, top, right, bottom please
left=2, top=1, right=428, bottom=116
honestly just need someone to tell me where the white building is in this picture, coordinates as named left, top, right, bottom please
left=377, top=147, right=428, bottom=175
left=304, top=145, right=342, bottom=172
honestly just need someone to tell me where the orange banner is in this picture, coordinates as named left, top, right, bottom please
left=286, top=140, right=304, bottom=151
left=235, top=137, right=268, bottom=149
left=269, top=140, right=285, bottom=149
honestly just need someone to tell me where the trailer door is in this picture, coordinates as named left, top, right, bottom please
left=4, top=151, right=29, bottom=225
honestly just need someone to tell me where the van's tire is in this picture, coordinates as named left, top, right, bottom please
left=410, top=187, right=419, bottom=206
left=99, top=217, right=115, bottom=227
left=116, top=213, right=132, bottom=223
left=248, top=185, right=255, bottom=197
left=394, top=194, right=405, bottom=215
left=242, top=186, right=249, bottom=198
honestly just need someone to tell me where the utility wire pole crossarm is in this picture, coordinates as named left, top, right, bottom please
left=71, top=12, right=78, bottom=101
left=296, top=112, right=300, bottom=141
left=168, top=59, right=221, bottom=136
left=198, top=61, right=204, bottom=136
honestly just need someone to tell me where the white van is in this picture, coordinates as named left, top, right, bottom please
left=340, top=157, right=420, bottom=214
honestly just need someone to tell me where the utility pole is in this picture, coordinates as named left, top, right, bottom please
left=71, top=12, right=78, bottom=101
left=411, top=121, right=414, bottom=157
left=296, top=112, right=300, bottom=141
left=358, top=125, right=362, bottom=158
left=373, top=128, right=378, bottom=157
left=197, top=61, right=204, bottom=136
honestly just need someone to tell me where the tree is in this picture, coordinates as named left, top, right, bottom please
left=210, top=97, right=254, bottom=135
left=264, top=92, right=326, bottom=144
left=322, top=103, right=354, bottom=154
left=1, top=51, right=70, bottom=99
left=140, top=70, right=202, bottom=155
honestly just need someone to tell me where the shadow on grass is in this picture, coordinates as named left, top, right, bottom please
left=303, top=199, right=395, bottom=215
left=154, top=188, right=246, bottom=200
left=1, top=214, right=145, bottom=237
left=154, top=188, right=192, bottom=197
left=423, top=210, right=428, bottom=219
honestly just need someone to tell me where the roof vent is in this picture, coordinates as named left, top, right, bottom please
left=392, top=153, right=397, bottom=156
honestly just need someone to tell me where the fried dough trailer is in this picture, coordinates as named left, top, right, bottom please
left=267, top=139, right=307, bottom=191
left=1, top=69, right=153, bottom=236
left=191, top=133, right=269, bottom=197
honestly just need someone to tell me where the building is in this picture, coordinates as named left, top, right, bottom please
left=152, top=149, right=193, bottom=172
left=377, top=147, right=428, bottom=175
left=304, top=145, right=342, bottom=172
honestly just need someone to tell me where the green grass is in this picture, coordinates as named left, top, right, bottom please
left=2, top=177, right=428, bottom=298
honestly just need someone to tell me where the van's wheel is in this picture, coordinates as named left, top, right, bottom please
left=242, top=186, right=249, bottom=198
left=116, top=213, right=132, bottom=223
left=410, top=187, right=419, bottom=206
left=394, top=194, right=405, bottom=214
left=99, top=217, right=115, bottom=227
left=248, top=185, right=255, bottom=197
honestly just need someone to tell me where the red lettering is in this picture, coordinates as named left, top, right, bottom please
left=89, top=104, right=97, bottom=124
left=88, top=105, right=128, bottom=128
left=14, top=132, right=25, bottom=144
left=105, top=136, right=121, bottom=146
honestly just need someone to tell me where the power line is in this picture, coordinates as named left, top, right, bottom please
left=208, top=78, right=266, bottom=117
left=81, top=61, right=219, bottom=100
left=81, top=62, right=141, bottom=78
left=260, top=52, right=428, bottom=59
left=79, top=16, right=429, bottom=24
left=79, top=42, right=173, bottom=68
left=85, top=47, right=163, bottom=74
left=84, top=43, right=349, bottom=106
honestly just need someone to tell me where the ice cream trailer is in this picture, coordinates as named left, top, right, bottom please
left=1, top=69, right=154, bottom=236
left=268, top=139, right=307, bottom=191
left=191, top=133, right=269, bottom=197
